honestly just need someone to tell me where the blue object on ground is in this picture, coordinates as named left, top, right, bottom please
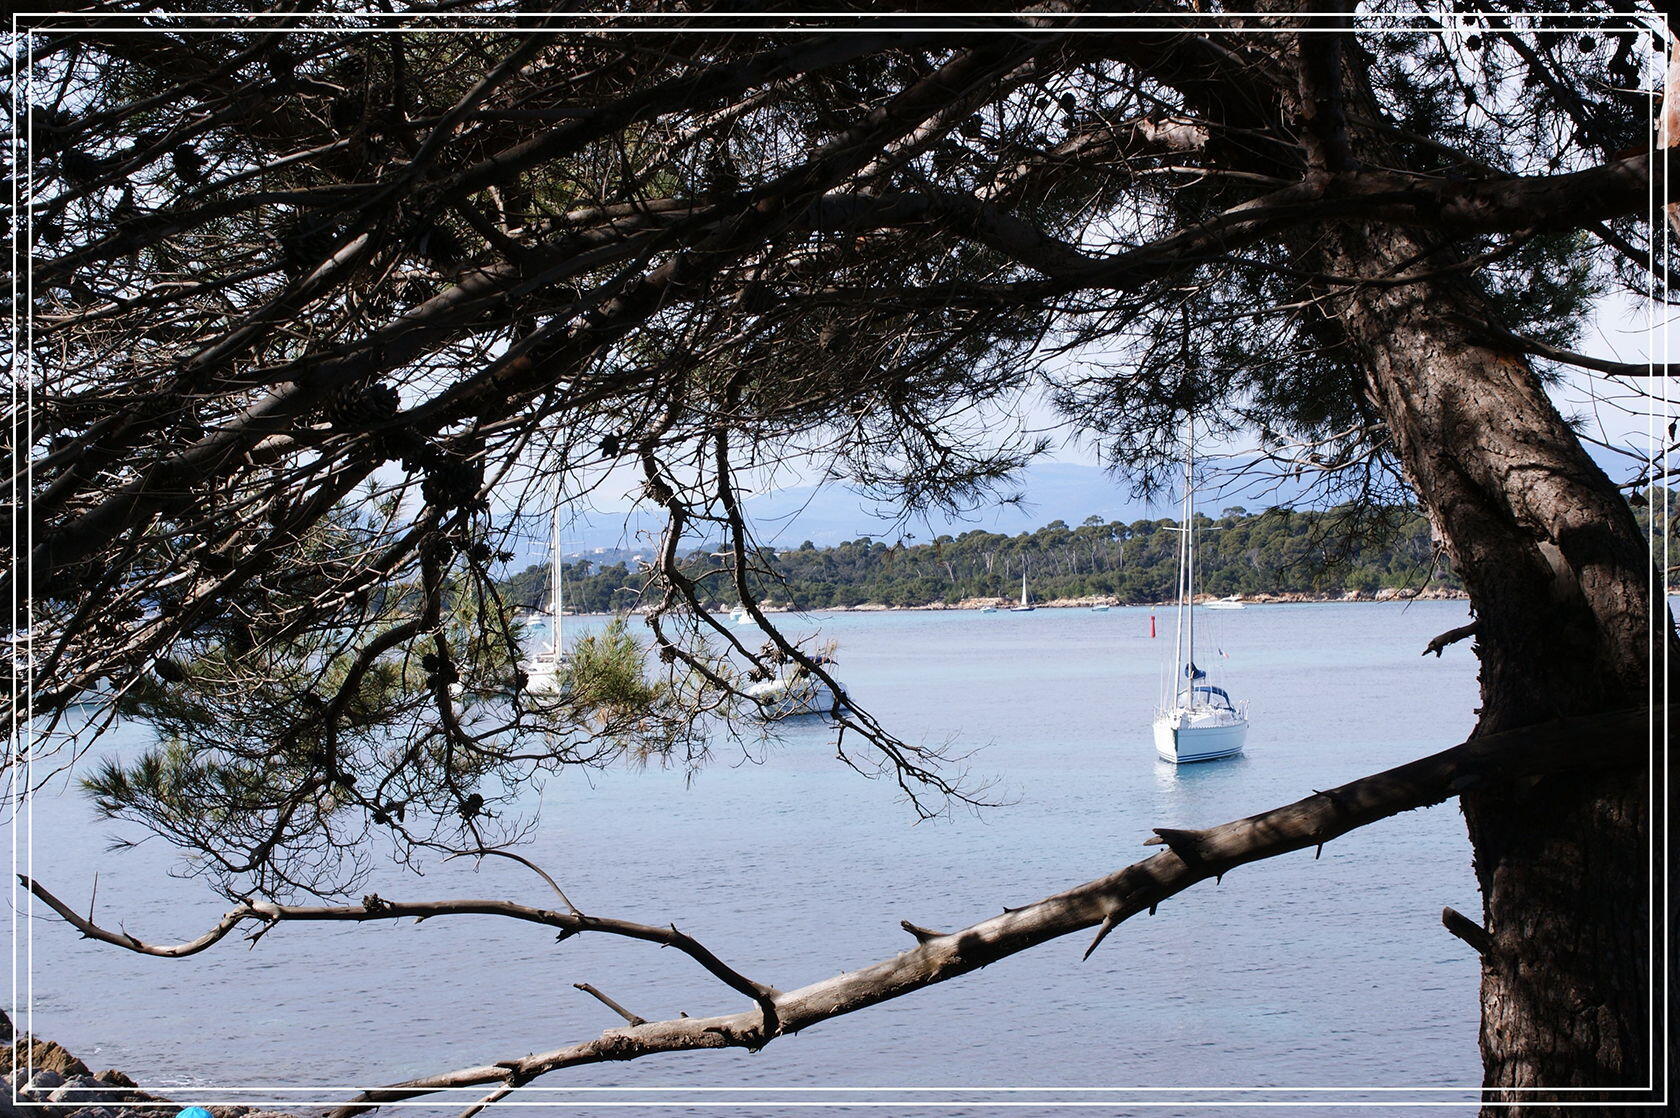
left=177, top=1108, right=215, bottom=1118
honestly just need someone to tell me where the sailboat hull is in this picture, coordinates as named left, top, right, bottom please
left=1153, top=714, right=1247, bottom=763
left=526, top=671, right=566, bottom=695
left=521, top=655, right=570, bottom=697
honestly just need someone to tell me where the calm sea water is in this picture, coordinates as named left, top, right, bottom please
left=19, top=602, right=1489, bottom=1114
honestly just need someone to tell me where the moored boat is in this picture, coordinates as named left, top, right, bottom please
left=746, top=657, right=844, bottom=718
left=1153, top=419, right=1248, bottom=764
left=1009, top=570, right=1035, bottom=612
left=520, top=481, right=570, bottom=698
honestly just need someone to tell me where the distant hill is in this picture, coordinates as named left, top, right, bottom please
left=528, top=436, right=1651, bottom=560
left=737, top=461, right=1171, bottom=546
left=498, top=501, right=1461, bottom=613
left=499, top=486, right=1674, bottom=612
left=505, top=462, right=1172, bottom=567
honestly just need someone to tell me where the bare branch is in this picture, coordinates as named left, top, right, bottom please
left=1442, top=906, right=1493, bottom=957
left=573, top=983, right=648, bottom=1027
left=21, top=881, right=780, bottom=1015
left=1424, top=620, right=1480, bottom=658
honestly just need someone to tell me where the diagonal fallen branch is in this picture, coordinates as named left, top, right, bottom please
left=26, top=706, right=1652, bottom=1115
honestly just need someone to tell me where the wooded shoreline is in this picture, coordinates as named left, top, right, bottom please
left=793, top=586, right=1470, bottom=611
left=521, top=585, right=1472, bottom=619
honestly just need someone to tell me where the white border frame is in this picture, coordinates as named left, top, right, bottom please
left=7, top=5, right=1672, bottom=1111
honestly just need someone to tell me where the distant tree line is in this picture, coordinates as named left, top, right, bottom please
left=498, top=501, right=1511, bottom=613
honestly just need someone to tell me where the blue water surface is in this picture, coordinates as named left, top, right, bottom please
left=18, top=602, right=1488, bottom=1114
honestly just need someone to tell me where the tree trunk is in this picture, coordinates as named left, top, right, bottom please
left=1320, top=216, right=1670, bottom=1112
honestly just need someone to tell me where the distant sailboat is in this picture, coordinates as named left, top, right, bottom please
left=1009, top=569, right=1036, bottom=612
left=1153, top=419, right=1247, bottom=764
left=520, top=481, right=570, bottom=697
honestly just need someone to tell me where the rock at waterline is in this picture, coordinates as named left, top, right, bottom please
left=21, top=1069, right=65, bottom=1094
left=50, top=1074, right=122, bottom=1106
left=3, top=1030, right=304, bottom=1118
left=1, top=1036, right=88, bottom=1079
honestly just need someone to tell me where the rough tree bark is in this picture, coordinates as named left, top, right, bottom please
left=1338, top=228, right=1659, bottom=1110
left=1315, top=64, right=1672, bottom=1117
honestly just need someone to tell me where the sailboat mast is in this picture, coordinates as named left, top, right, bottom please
left=550, top=477, right=564, bottom=656
left=1184, top=415, right=1195, bottom=695
left=1170, top=427, right=1188, bottom=704
left=1021, top=567, right=1028, bottom=607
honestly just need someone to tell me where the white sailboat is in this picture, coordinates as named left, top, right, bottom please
left=1009, top=569, right=1035, bottom=612
left=520, top=483, right=570, bottom=697
left=1153, top=420, right=1247, bottom=764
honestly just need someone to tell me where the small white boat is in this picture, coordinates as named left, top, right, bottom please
left=978, top=606, right=999, bottom=614
left=1204, top=594, right=1246, bottom=611
left=729, top=606, right=753, bottom=625
left=746, top=660, right=843, bottom=718
left=1091, top=603, right=1111, bottom=612
left=1009, top=570, right=1035, bottom=612
left=520, top=483, right=570, bottom=698
left=1153, top=418, right=1247, bottom=764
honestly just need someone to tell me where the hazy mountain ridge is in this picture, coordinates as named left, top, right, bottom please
left=517, top=462, right=1164, bottom=564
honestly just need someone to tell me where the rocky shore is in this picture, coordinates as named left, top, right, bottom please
left=2, top=1015, right=298, bottom=1118
left=817, top=586, right=1467, bottom=612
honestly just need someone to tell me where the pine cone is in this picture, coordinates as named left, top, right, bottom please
left=326, top=380, right=400, bottom=432
left=172, top=144, right=206, bottom=183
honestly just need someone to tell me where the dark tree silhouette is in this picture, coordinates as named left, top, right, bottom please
left=7, top=4, right=1673, bottom=1113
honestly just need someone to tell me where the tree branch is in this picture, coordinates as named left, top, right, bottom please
left=572, top=983, right=648, bottom=1027
left=1485, top=329, right=1679, bottom=380
left=1423, top=620, right=1480, bottom=658
left=20, top=881, right=780, bottom=1017
left=1441, top=906, right=1493, bottom=957
left=1294, top=3, right=1357, bottom=173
